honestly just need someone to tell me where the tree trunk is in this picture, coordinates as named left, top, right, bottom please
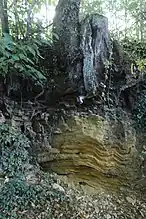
left=0, top=0, right=9, bottom=34
left=26, top=1, right=36, bottom=39
left=124, top=0, right=128, bottom=38
left=53, top=0, right=112, bottom=97
left=139, top=0, right=144, bottom=42
left=80, top=14, right=112, bottom=94
left=53, top=0, right=82, bottom=94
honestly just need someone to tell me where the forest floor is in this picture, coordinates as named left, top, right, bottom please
left=24, top=171, right=146, bottom=219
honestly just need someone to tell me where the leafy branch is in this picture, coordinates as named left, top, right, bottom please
left=0, top=33, right=46, bottom=84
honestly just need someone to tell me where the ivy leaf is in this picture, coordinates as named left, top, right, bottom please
left=52, top=32, right=59, bottom=40
left=19, top=53, right=27, bottom=60
left=27, top=46, right=36, bottom=56
left=34, top=70, right=46, bottom=80
left=14, top=63, right=24, bottom=72
left=12, top=55, right=20, bottom=61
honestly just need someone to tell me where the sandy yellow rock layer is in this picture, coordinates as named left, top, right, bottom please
left=38, top=115, right=141, bottom=189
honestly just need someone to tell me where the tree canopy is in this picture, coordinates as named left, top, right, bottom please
left=0, top=0, right=145, bottom=40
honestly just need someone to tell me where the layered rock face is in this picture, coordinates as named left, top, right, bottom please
left=39, top=115, right=141, bottom=190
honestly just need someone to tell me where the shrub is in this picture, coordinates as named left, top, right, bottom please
left=132, top=83, right=146, bottom=129
left=0, top=33, right=46, bottom=84
left=0, top=124, right=30, bottom=178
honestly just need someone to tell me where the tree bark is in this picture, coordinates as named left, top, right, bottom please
left=26, top=0, right=36, bottom=39
left=80, top=14, right=112, bottom=94
left=53, top=0, right=83, bottom=94
left=53, top=1, right=112, bottom=97
left=139, top=0, right=144, bottom=42
left=0, top=0, right=9, bottom=34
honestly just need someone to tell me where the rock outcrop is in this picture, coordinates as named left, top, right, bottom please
left=1, top=98, right=144, bottom=191
left=39, top=115, right=141, bottom=190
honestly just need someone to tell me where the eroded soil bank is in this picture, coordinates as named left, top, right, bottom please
left=0, top=97, right=145, bottom=218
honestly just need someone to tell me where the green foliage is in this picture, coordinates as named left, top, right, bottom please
left=0, top=177, right=68, bottom=219
left=81, top=0, right=103, bottom=15
left=0, top=123, right=78, bottom=219
left=0, top=123, right=73, bottom=219
left=132, top=83, right=146, bottom=129
left=122, top=39, right=146, bottom=60
left=0, top=33, right=46, bottom=84
left=0, top=123, right=30, bottom=178
left=121, top=39, right=146, bottom=128
left=122, top=39, right=146, bottom=76
left=81, top=0, right=146, bottom=41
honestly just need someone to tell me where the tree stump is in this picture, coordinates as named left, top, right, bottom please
left=80, top=14, right=112, bottom=94
left=53, top=0, right=112, bottom=97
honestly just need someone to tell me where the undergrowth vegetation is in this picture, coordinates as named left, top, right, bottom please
left=122, top=39, right=146, bottom=60
left=0, top=124, right=77, bottom=219
left=0, top=124, right=30, bottom=178
left=132, top=81, right=146, bottom=129
left=121, top=39, right=146, bottom=129
left=122, top=39, right=146, bottom=75
left=0, top=175, right=76, bottom=219
left=0, top=34, right=47, bottom=84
